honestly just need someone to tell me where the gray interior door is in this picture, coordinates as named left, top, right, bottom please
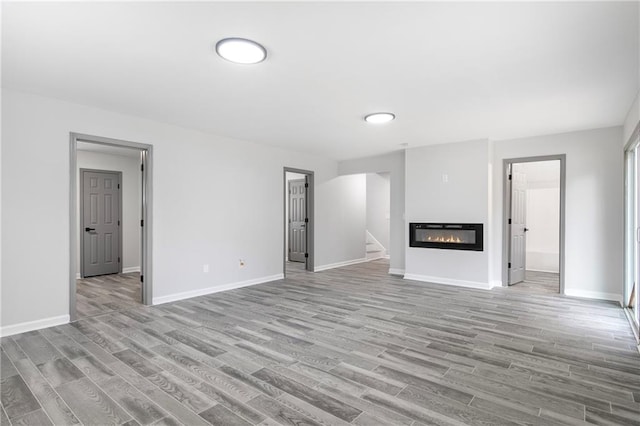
left=509, top=164, right=527, bottom=285
left=289, top=178, right=307, bottom=263
left=82, top=170, right=121, bottom=277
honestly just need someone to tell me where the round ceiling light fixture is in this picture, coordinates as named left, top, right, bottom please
left=215, top=37, right=267, bottom=64
left=364, top=112, right=395, bottom=124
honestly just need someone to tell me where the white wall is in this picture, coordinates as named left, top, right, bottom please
left=315, top=174, right=367, bottom=270
left=76, top=150, right=141, bottom=275
left=404, top=140, right=491, bottom=288
left=1, top=89, right=363, bottom=334
left=338, top=151, right=405, bottom=274
left=491, top=127, right=624, bottom=301
left=366, top=172, right=390, bottom=254
left=521, top=161, right=560, bottom=273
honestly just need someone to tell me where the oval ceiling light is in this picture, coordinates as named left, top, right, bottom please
left=364, top=112, right=395, bottom=124
left=215, top=37, right=267, bottom=64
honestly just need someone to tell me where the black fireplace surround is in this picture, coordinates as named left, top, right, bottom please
left=409, top=223, right=483, bottom=251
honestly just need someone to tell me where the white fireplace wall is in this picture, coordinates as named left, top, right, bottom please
left=405, top=139, right=490, bottom=288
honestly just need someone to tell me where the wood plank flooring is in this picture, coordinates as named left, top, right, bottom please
left=2, top=259, right=639, bottom=425
left=76, top=273, right=141, bottom=319
left=509, top=270, right=559, bottom=294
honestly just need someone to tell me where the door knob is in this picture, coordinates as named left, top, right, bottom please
left=524, top=227, right=529, bottom=232
left=85, top=227, right=96, bottom=232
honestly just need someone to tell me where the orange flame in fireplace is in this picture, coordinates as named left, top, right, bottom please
left=426, top=235, right=463, bottom=243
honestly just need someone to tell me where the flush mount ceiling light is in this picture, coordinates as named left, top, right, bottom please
left=215, top=37, right=267, bottom=64
left=364, top=112, right=395, bottom=124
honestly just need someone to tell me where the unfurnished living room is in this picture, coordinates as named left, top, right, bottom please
left=1, top=1, right=640, bottom=425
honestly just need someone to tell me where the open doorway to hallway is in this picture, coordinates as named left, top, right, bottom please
left=284, top=168, right=314, bottom=276
left=75, top=143, right=143, bottom=318
left=504, top=157, right=565, bottom=294
left=365, top=172, right=390, bottom=261
left=70, top=133, right=153, bottom=322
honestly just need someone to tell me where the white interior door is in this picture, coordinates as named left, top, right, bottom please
left=509, top=164, right=527, bottom=285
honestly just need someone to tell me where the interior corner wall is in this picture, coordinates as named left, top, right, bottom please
left=0, top=88, right=355, bottom=334
left=76, top=150, right=141, bottom=275
left=337, top=151, right=405, bottom=273
left=404, top=140, right=490, bottom=287
left=491, top=126, right=623, bottom=301
left=366, top=173, right=390, bottom=254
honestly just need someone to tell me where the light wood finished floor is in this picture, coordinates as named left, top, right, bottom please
left=509, top=270, right=560, bottom=294
left=2, top=260, right=639, bottom=425
left=76, top=273, right=141, bottom=319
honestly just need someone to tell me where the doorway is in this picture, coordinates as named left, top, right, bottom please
left=284, top=168, right=314, bottom=275
left=70, top=133, right=153, bottom=321
left=503, top=155, right=566, bottom=294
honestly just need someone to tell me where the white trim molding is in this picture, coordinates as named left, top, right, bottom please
left=388, top=268, right=405, bottom=276
left=564, top=289, right=622, bottom=303
left=1, top=315, right=70, bottom=338
left=314, top=258, right=368, bottom=272
left=152, top=274, right=284, bottom=305
left=403, top=273, right=493, bottom=290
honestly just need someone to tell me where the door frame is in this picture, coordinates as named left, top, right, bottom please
left=70, top=133, right=154, bottom=321
left=283, top=167, right=314, bottom=274
left=79, top=168, right=123, bottom=278
left=624, top=123, right=640, bottom=338
left=502, top=154, right=566, bottom=293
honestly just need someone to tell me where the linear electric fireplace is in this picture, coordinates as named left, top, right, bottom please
left=410, top=223, right=483, bottom=251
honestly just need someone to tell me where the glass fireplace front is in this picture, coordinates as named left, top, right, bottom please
left=409, top=223, right=483, bottom=251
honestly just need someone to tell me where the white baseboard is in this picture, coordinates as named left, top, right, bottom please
left=152, top=274, right=284, bottom=305
left=314, top=258, right=368, bottom=272
left=526, top=268, right=560, bottom=274
left=403, top=273, right=492, bottom=290
left=490, top=280, right=503, bottom=288
left=564, top=289, right=622, bottom=303
left=1, top=315, right=70, bottom=338
left=388, top=268, right=405, bottom=276
left=366, top=253, right=386, bottom=261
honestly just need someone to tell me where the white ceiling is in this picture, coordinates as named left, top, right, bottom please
left=2, top=2, right=638, bottom=161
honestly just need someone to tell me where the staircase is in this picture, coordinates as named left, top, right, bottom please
left=366, top=230, right=387, bottom=260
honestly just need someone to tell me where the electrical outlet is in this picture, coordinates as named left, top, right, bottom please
left=203, top=264, right=209, bottom=273
left=442, top=173, right=449, bottom=183
left=239, top=259, right=245, bottom=267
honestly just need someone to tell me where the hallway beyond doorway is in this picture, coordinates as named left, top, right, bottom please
left=508, top=270, right=559, bottom=295
left=76, top=272, right=141, bottom=319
